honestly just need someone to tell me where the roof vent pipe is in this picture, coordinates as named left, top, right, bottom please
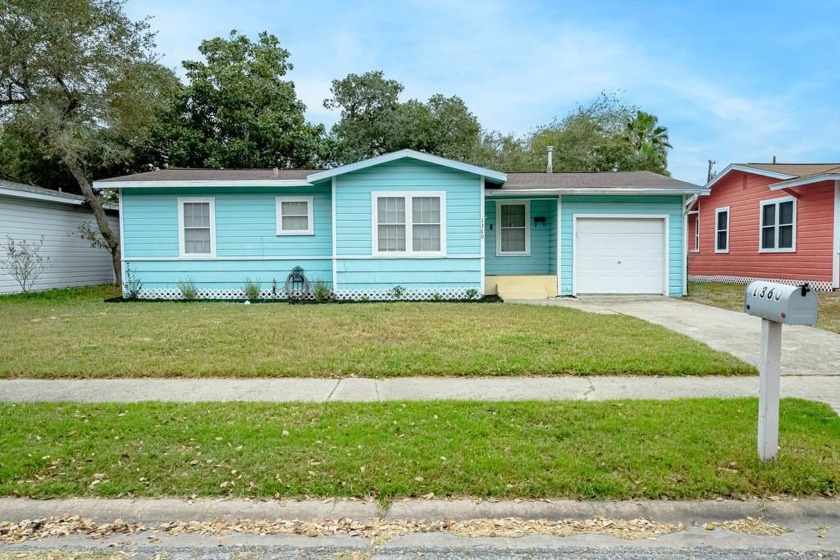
left=772, top=155, right=777, bottom=164
left=547, top=146, right=554, bottom=174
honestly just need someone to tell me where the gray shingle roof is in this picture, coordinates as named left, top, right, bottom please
left=98, top=167, right=700, bottom=191
left=97, top=168, right=313, bottom=182
left=499, top=171, right=700, bottom=190
left=0, top=178, right=87, bottom=202
left=743, top=163, right=840, bottom=179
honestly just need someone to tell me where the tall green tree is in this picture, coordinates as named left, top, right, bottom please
left=324, top=71, right=480, bottom=165
left=159, top=31, right=325, bottom=169
left=0, top=0, right=180, bottom=283
left=622, top=110, right=672, bottom=175
left=467, top=93, right=672, bottom=174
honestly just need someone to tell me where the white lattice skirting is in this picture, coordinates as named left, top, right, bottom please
left=689, top=275, right=835, bottom=292
left=129, top=287, right=481, bottom=301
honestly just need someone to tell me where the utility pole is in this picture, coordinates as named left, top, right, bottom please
left=707, top=160, right=716, bottom=182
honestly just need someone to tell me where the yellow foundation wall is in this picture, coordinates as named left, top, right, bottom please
left=484, top=275, right=558, bottom=300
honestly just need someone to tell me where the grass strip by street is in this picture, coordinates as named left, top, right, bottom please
left=1, top=399, right=836, bottom=501
left=0, top=286, right=753, bottom=378
left=686, top=281, right=840, bottom=334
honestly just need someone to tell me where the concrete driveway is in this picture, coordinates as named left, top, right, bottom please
left=514, top=296, right=840, bottom=377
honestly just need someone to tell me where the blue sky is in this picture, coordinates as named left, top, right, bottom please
left=126, top=0, right=839, bottom=183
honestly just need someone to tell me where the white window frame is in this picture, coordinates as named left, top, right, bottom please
left=689, top=211, right=700, bottom=252
left=496, top=200, right=531, bottom=256
left=714, top=207, right=729, bottom=254
left=371, top=191, right=447, bottom=257
left=276, top=196, right=314, bottom=235
left=178, top=197, right=216, bottom=258
left=758, top=197, right=796, bottom=253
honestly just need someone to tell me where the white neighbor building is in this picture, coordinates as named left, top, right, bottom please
left=0, top=179, right=119, bottom=294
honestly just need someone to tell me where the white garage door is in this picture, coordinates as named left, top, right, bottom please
left=575, top=217, right=667, bottom=294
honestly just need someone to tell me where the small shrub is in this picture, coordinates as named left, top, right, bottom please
left=311, top=279, right=332, bottom=303
left=243, top=277, right=262, bottom=301
left=465, top=288, right=479, bottom=301
left=177, top=277, right=198, bottom=300
left=1, top=235, right=50, bottom=293
left=432, top=293, right=443, bottom=301
left=389, top=285, right=406, bottom=300
left=123, top=263, right=143, bottom=299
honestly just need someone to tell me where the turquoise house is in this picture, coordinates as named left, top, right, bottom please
left=96, top=149, right=703, bottom=300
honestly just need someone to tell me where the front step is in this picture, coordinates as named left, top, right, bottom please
left=486, top=275, right=557, bottom=300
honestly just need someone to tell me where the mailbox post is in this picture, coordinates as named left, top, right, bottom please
left=744, top=281, right=818, bottom=461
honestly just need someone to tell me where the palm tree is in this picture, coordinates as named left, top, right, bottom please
left=624, top=111, right=672, bottom=174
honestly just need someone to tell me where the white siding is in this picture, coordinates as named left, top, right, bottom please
left=0, top=195, right=118, bottom=294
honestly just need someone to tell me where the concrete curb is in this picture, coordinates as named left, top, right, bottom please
left=1, top=497, right=837, bottom=525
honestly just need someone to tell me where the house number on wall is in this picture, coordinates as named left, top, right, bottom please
left=480, top=218, right=485, bottom=240
left=751, top=285, right=783, bottom=302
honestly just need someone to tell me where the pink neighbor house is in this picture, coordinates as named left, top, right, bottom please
left=688, top=163, right=840, bottom=291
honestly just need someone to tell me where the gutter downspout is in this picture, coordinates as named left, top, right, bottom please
left=682, top=194, right=689, bottom=296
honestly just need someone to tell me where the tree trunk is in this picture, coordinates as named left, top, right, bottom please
left=64, top=159, right=122, bottom=286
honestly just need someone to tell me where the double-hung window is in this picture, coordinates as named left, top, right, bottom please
left=496, top=201, right=530, bottom=255
left=760, top=198, right=795, bottom=252
left=276, top=196, right=314, bottom=235
left=714, top=207, right=729, bottom=253
left=693, top=213, right=700, bottom=252
left=372, top=192, right=446, bottom=256
left=179, top=198, right=216, bottom=257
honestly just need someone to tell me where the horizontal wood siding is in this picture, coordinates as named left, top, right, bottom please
left=485, top=198, right=557, bottom=275
left=337, top=259, right=481, bottom=290
left=0, top=195, right=118, bottom=294
left=560, top=195, right=685, bottom=296
left=689, top=173, right=834, bottom=282
left=128, top=259, right=333, bottom=290
left=121, top=186, right=333, bottom=290
left=334, top=159, right=481, bottom=289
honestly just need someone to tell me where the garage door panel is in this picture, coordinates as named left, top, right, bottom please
left=575, top=217, right=666, bottom=294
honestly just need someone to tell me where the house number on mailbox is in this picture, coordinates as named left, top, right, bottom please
left=751, top=285, right=783, bottom=302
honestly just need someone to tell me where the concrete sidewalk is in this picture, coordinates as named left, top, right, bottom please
left=1, top=375, right=838, bottom=413
left=514, top=296, right=840, bottom=377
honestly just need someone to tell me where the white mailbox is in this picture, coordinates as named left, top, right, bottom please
left=743, top=281, right=818, bottom=462
left=744, top=281, right=817, bottom=326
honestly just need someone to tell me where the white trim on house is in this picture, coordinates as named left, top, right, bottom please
left=118, top=188, right=126, bottom=291
left=308, top=149, right=507, bottom=183
left=275, top=196, right=314, bottom=235
left=495, top=200, right=531, bottom=256
left=769, top=173, right=840, bottom=190
left=331, top=177, right=338, bottom=292
left=758, top=196, right=797, bottom=253
left=715, top=206, right=730, bottom=254
left=833, top=181, right=840, bottom=289
left=703, top=164, right=795, bottom=191
left=486, top=187, right=700, bottom=196
left=571, top=214, right=669, bottom=296
left=480, top=177, right=486, bottom=295
left=370, top=191, right=448, bottom=258
left=126, top=255, right=331, bottom=262
left=177, top=197, right=216, bottom=258
left=95, top=179, right=312, bottom=189
left=556, top=196, right=562, bottom=296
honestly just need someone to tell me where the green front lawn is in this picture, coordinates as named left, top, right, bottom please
left=0, top=286, right=752, bottom=378
left=687, top=282, right=840, bottom=334
left=1, top=399, right=836, bottom=500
